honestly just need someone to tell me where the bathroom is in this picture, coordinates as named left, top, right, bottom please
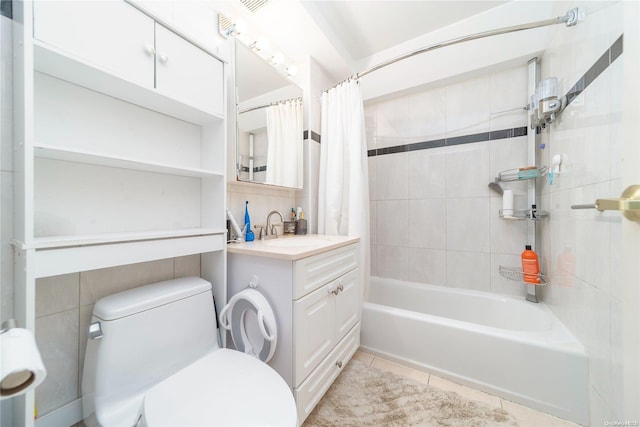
left=1, top=0, right=639, bottom=426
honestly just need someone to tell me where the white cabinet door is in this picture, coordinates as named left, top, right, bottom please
left=33, top=0, right=154, bottom=87
left=154, top=24, right=224, bottom=116
left=334, top=269, right=360, bottom=342
left=294, top=285, right=334, bottom=386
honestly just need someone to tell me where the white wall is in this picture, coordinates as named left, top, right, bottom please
left=536, top=1, right=625, bottom=424
left=1, top=11, right=15, bottom=427
left=357, top=0, right=557, bottom=102
left=366, top=63, right=532, bottom=297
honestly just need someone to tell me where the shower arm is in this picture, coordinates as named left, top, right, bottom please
left=352, top=9, right=579, bottom=80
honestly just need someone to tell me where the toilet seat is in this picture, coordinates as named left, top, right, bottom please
left=141, top=349, right=297, bottom=426
left=219, top=288, right=277, bottom=363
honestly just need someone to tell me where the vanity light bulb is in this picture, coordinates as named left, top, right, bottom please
left=233, top=19, right=247, bottom=36
left=253, top=37, right=269, bottom=51
left=269, top=52, right=284, bottom=65
left=285, top=65, right=298, bottom=77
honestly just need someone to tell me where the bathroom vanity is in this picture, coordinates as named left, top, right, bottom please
left=227, top=236, right=361, bottom=425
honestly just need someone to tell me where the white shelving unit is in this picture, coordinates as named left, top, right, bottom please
left=12, top=2, right=228, bottom=426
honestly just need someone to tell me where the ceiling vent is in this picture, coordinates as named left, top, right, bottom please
left=218, top=13, right=233, bottom=36
left=240, top=0, right=270, bottom=13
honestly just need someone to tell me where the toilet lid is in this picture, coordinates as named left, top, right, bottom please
left=142, top=349, right=297, bottom=427
left=219, top=289, right=277, bottom=363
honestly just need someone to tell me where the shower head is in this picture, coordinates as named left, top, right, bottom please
left=488, top=179, right=504, bottom=195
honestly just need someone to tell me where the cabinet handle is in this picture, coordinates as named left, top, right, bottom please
left=336, top=361, right=343, bottom=368
left=158, top=53, right=169, bottom=63
left=337, top=283, right=344, bottom=294
left=144, top=44, right=156, bottom=56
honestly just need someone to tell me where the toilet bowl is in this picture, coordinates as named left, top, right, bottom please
left=81, top=277, right=296, bottom=427
left=141, top=350, right=294, bottom=426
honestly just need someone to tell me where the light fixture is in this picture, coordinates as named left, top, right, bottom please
left=268, top=52, right=284, bottom=65
left=529, top=77, right=567, bottom=129
left=249, top=37, right=269, bottom=52
left=285, top=65, right=298, bottom=77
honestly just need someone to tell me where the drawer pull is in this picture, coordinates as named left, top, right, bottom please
left=336, top=360, right=343, bottom=368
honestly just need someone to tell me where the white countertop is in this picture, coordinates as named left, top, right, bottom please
left=226, top=234, right=360, bottom=260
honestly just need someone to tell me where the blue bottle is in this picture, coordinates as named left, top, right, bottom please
left=244, top=201, right=254, bottom=242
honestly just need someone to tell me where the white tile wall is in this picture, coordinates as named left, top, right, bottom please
left=445, top=142, right=491, bottom=198
left=34, top=255, right=201, bottom=417
left=539, top=1, right=624, bottom=423
left=376, top=152, right=408, bottom=200
left=368, top=63, right=530, bottom=296
left=407, top=86, right=446, bottom=142
left=444, top=75, right=490, bottom=138
left=407, top=147, right=446, bottom=199
left=227, top=181, right=297, bottom=234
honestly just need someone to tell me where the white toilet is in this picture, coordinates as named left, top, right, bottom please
left=81, top=277, right=297, bottom=427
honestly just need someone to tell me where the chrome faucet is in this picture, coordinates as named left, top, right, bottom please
left=265, top=210, right=284, bottom=239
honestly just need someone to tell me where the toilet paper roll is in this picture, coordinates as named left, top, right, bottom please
left=502, top=190, right=514, bottom=218
left=1, top=328, right=47, bottom=399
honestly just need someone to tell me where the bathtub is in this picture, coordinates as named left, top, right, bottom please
left=361, top=276, right=589, bottom=426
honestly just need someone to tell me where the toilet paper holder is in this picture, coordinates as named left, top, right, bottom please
left=1, top=318, right=48, bottom=400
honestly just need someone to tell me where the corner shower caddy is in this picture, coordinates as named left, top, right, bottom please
left=495, top=58, right=549, bottom=301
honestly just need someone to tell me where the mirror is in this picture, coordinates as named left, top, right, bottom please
left=235, top=39, right=304, bottom=188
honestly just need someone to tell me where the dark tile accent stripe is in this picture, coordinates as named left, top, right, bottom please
left=611, top=35, right=623, bottom=63
left=303, top=130, right=321, bottom=143
left=407, top=139, right=446, bottom=151
left=240, top=165, right=267, bottom=173
left=584, top=50, right=610, bottom=89
left=565, top=34, right=623, bottom=108
left=447, top=132, right=490, bottom=146
left=1, top=0, right=12, bottom=19
left=377, top=145, right=408, bottom=155
left=368, top=126, right=527, bottom=157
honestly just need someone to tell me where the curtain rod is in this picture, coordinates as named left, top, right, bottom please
left=238, top=97, right=303, bottom=115
left=326, top=8, right=579, bottom=91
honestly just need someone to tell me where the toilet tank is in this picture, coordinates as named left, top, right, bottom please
left=82, top=277, right=219, bottom=426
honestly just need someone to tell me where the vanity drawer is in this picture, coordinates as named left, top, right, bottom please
left=294, top=323, right=360, bottom=425
left=293, top=243, right=358, bottom=299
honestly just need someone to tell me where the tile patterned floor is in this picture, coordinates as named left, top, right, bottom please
left=352, top=350, right=581, bottom=427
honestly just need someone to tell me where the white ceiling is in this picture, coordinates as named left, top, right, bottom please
left=302, top=1, right=509, bottom=62
left=219, top=0, right=512, bottom=83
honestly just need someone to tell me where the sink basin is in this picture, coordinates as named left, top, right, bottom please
left=262, top=237, right=332, bottom=248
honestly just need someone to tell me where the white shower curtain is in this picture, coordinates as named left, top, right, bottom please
left=266, top=99, right=303, bottom=188
left=319, top=79, right=371, bottom=299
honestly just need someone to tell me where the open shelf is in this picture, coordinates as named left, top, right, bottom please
left=12, top=229, right=226, bottom=278
left=498, top=165, right=548, bottom=182
left=33, top=40, right=224, bottom=126
left=499, top=208, right=549, bottom=221
left=34, top=143, right=224, bottom=178
left=499, top=265, right=547, bottom=286
left=12, top=228, right=226, bottom=250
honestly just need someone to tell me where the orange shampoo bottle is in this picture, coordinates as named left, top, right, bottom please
left=521, top=245, right=540, bottom=284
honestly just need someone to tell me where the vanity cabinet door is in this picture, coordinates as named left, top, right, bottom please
left=333, top=269, right=360, bottom=342
left=33, top=1, right=155, bottom=87
left=154, top=24, right=224, bottom=116
left=294, top=285, right=334, bottom=387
